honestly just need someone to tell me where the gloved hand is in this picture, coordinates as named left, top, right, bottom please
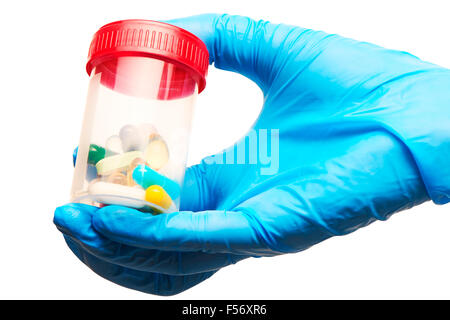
left=54, top=14, right=450, bottom=296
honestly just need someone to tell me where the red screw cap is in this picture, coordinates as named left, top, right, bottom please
left=86, top=19, right=209, bottom=93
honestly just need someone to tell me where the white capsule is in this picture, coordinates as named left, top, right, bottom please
left=95, top=151, right=143, bottom=175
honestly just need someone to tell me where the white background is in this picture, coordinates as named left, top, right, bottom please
left=0, top=0, right=449, bottom=299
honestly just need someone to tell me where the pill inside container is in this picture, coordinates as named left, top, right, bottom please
left=71, top=19, right=209, bottom=214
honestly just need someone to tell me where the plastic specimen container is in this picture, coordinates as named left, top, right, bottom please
left=70, top=19, right=209, bottom=214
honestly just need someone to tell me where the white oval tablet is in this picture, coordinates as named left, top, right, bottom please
left=88, top=181, right=146, bottom=208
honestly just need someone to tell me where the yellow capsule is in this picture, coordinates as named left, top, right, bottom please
left=145, top=185, right=173, bottom=210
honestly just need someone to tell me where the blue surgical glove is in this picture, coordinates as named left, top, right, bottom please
left=54, top=14, right=450, bottom=296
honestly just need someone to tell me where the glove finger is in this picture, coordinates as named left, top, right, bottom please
left=55, top=203, right=247, bottom=275
left=92, top=205, right=270, bottom=255
left=63, top=235, right=216, bottom=296
left=93, top=130, right=430, bottom=256
left=229, top=130, right=431, bottom=254
left=166, top=14, right=299, bottom=91
left=168, top=14, right=439, bottom=105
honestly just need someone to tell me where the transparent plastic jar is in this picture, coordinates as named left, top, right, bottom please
left=71, top=20, right=209, bottom=214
